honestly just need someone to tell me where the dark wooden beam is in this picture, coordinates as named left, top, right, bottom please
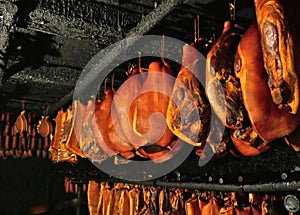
left=48, top=0, right=186, bottom=114
left=0, top=1, right=18, bottom=85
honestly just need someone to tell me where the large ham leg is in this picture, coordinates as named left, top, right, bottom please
left=93, top=88, right=134, bottom=158
left=254, top=0, right=300, bottom=114
left=111, top=66, right=148, bottom=149
left=81, top=100, right=109, bottom=164
left=167, top=44, right=211, bottom=147
left=66, top=100, right=86, bottom=158
left=235, top=23, right=298, bottom=143
left=133, top=61, right=175, bottom=148
left=206, top=21, right=245, bottom=130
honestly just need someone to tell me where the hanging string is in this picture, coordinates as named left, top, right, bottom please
left=138, top=51, right=142, bottom=73
left=161, top=34, right=165, bottom=62
left=21, top=100, right=25, bottom=111
left=111, top=73, right=115, bottom=91
left=194, top=17, right=197, bottom=43
left=197, top=15, right=200, bottom=42
left=104, top=77, right=108, bottom=92
left=45, top=104, right=49, bottom=116
left=229, top=0, right=236, bottom=21
left=97, top=86, right=101, bottom=102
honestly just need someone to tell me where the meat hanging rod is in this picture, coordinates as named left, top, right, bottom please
left=48, top=0, right=186, bottom=115
left=76, top=175, right=300, bottom=193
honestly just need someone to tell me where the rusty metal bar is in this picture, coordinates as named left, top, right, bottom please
left=72, top=173, right=300, bottom=192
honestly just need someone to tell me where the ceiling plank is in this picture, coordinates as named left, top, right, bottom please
left=49, top=0, right=185, bottom=114
left=0, top=2, right=18, bottom=85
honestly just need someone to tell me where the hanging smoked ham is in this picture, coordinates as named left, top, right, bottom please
left=93, top=87, right=135, bottom=159
left=127, top=60, right=182, bottom=162
left=81, top=100, right=109, bottom=164
left=66, top=100, right=86, bottom=158
left=37, top=115, right=53, bottom=137
left=169, top=188, right=185, bottom=215
left=159, top=188, right=171, bottom=215
left=15, top=110, right=27, bottom=133
left=206, top=20, right=272, bottom=156
left=167, top=43, right=210, bottom=147
left=206, top=21, right=245, bottom=130
left=185, top=194, right=201, bottom=215
left=234, top=23, right=298, bottom=146
left=112, top=65, right=149, bottom=150
left=87, top=181, right=100, bottom=215
left=200, top=193, right=220, bottom=215
left=132, top=61, right=175, bottom=147
left=107, top=89, right=135, bottom=158
left=49, top=109, right=64, bottom=161
left=129, top=185, right=140, bottom=215
left=254, top=0, right=300, bottom=114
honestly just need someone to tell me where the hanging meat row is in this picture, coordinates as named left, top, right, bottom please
left=48, top=0, right=300, bottom=164
left=0, top=111, right=51, bottom=159
left=87, top=181, right=293, bottom=215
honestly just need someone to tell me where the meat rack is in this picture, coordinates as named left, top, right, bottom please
left=49, top=140, right=300, bottom=214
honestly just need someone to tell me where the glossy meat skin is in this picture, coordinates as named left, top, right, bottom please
left=52, top=110, right=64, bottom=150
left=235, top=23, right=298, bottom=143
left=206, top=21, right=245, bottom=129
left=132, top=61, right=175, bottom=147
left=87, top=181, right=100, bottom=215
left=167, top=44, right=211, bottom=146
left=93, top=89, right=134, bottom=157
left=254, top=0, right=300, bottom=114
left=112, top=67, right=149, bottom=149
left=67, top=100, right=86, bottom=158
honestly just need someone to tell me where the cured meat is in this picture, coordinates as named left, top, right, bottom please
left=206, top=21, right=245, bottom=129
left=235, top=23, right=298, bottom=143
left=91, top=97, right=117, bottom=157
left=231, top=127, right=269, bottom=157
left=107, top=92, right=135, bottom=156
left=185, top=195, right=201, bottom=215
left=167, top=44, right=211, bottom=146
left=140, top=187, right=157, bottom=215
left=50, top=109, right=64, bottom=152
left=169, top=188, right=185, bottom=215
left=101, top=183, right=112, bottom=215
left=159, top=189, right=171, bottom=215
left=87, top=181, right=100, bottom=215
left=104, top=186, right=115, bottom=215
left=15, top=110, right=27, bottom=133
left=261, top=197, right=289, bottom=215
left=129, top=186, right=140, bottom=215
left=112, top=66, right=149, bottom=149
left=37, top=115, right=53, bottom=137
left=206, top=117, right=230, bottom=157
left=66, top=100, right=86, bottom=158
left=284, top=125, right=300, bottom=151
left=93, top=88, right=134, bottom=158
left=201, top=195, right=220, bottom=215
left=219, top=195, right=235, bottom=215
left=132, top=61, right=175, bottom=148
left=81, top=100, right=109, bottom=164
left=254, top=0, right=300, bottom=114
left=119, top=188, right=130, bottom=215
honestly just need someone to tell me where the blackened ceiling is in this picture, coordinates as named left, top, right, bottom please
left=0, top=0, right=255, bottom=115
